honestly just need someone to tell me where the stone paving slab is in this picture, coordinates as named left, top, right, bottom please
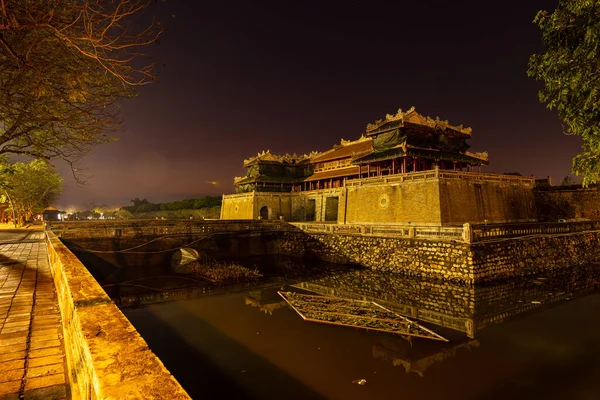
left=0, top=231, right=70, bottom=399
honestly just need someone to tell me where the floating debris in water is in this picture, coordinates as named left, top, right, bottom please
left=278, top=291, right=448, bottom=342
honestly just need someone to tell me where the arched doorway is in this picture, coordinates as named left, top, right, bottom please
left=259, top=206, right=269, bottom=220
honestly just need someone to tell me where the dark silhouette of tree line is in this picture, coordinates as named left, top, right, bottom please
left=122, top=197, right=222, bottom=214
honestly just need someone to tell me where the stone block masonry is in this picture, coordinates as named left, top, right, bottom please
left=470, top=231, right=600, bottom=282
left=277, top=231, right=476, bottom=283
left=45, top=230, right=190, bottom=399
left=53, top=220, right=600, bottom=285
left=276, top=230, right=600, bottom=284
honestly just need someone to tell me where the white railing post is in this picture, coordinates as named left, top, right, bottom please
left=462, top=222, right=472, bottom=243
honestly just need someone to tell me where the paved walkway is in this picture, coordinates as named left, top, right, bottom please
left=0, top=230, right=70, bottom=399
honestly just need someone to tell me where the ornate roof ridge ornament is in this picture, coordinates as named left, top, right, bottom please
left=243, top=149, right=319, bottom=166
left=366, top=106, right=472, bottom=135
left=340, top=134, right=370, bottom=146
left=465, top=151, right=489, bottom=161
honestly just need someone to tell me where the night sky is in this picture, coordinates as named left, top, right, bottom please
left=57, top=0, right=571, bottom=210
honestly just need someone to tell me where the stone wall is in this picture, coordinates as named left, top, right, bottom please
left=276, top=230, right=600, bottom=284
left=221, top=172, right=536, bottom=225
left=534, top=186, right=600, bottom=221
left=291, top=189, right=345, bottom=222
left=471, top=231, right=600, bottom=281
left=253, top=192, right=293, bottom=220
left=439, top=179, right=536, bottom=224
left=277, top=231, right=475, bottom=282
left=219, top=193, right=255, bottom=219
left=45, top=231, right=190, bottom=399
left=344, top=180, right=442, bottom=224
left=55, top=219, right=600, bottom=285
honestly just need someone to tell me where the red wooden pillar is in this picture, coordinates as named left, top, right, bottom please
left=392, top=159, right=396, bottom=174
left=413, top=158, right=417, bottom=171
left=403, top=157, right=407, bottom=173
left=367, top=164, right=370, bottom=177
left=358, top=164, right=362, bottom=178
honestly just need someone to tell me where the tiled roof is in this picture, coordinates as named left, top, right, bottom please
left=303, top=166, right=360, bottom=182
left=353, top=145, right=489, bottom=164
left=311, top=140, right=372, bottom=163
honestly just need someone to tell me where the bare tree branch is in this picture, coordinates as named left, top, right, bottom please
left=0, top=0, right=161, bottom=183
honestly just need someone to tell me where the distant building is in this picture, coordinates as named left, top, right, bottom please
left=43, top=206, right=66, bottom=221
left=222, top=107, right=536, bottom=225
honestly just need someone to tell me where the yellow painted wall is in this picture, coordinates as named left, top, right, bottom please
left=222, top=178, right=535, bottom=225
left=254, top=193, right=293, bottom=220
left=221, top=194, right=255, bottom=219
left=439, top=180, right=536, bottom=224
left=291, top=189, right=345, bottom=222
left=344, top=181, right=442, bottom=224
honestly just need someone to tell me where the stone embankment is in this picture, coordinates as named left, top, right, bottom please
left=471, top=232, right=600, bottom=281
left=45, top=230, right=190, bottom=399
left=278, top=232, right=474, bottom=282
left=277, top=230, right=600, bottom=284
left=52, top=220, right=600, bottom=284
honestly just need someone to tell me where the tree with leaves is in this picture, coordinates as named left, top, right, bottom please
left=1, top=159, right=63, bottom=225
left=0, top=1, right=161, bottom=180
left=528, top=0, right=600, bottom=186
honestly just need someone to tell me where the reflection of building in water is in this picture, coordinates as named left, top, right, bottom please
left=245, top=288, right=287, bottom=315
left=292, top=264, right=600, bottom=338
left=372, top=336, right=480, bottom=377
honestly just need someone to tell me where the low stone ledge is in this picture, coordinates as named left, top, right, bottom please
left=45, top=230, right=190, bottom=399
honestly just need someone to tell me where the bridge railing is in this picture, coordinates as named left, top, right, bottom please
left=290, top=222, right=464, bottom=241
left=467, top=220, right=600, bottom=242
left=52, top=219, right=294, bottom=239
left=293, top=220, right=600, bottom=243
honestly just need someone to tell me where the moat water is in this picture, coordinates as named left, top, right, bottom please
left=113, top=260, right=600, bottom=400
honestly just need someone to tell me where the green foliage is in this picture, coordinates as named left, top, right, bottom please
left=116, top=209, right=134, bottom=220
left=528, top=0, right=600, bottom=186
left=136, top=203, right=160, bottom=213
left=0, top=159, right=63, bottom=224
left=120, top=196, right=222, bottom=215
left=0, top=1, right=160, bottom=177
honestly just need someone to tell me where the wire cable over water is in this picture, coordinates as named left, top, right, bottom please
left=64, top=229, right=284, bottom=254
